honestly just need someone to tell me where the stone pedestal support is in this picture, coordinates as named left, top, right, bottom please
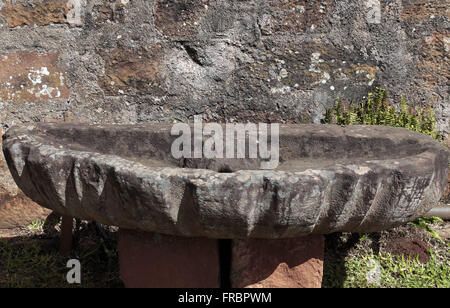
left=118, top=229, right=220, bottom=288
left=118, top=229, right=324, bottom=288
left=231, top=235, right=324, bottom=288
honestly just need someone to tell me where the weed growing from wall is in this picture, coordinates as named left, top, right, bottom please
left=323, top=87, right=442, bottom=141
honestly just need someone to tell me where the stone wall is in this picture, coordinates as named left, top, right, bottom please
left=0, top=0, right=448, bottom=226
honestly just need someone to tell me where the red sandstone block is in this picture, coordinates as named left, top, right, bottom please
left=118, top=229, right=220, bottom=288
left=0, top=52, right=69, bottom=103
left=0, top=0, right=69, bottom=27
left=231, top=235, right=324, bottom=288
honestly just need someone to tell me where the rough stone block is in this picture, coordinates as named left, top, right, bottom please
left=118, top=229, right=220, bottom=288
left=91, top=0, right=129, bottom=24
left=0, top=0, right=448, bottom=135
left=154, top=0, right=210, bottom=39
left=0, top=0, right=84, bottom=27
left=401, top=0, right=450, bottom=21
left=231, top=235, right=324, bottom=288
left=99, top=44, right=166, bottom=96
left=265, top=0, right=334, bottom=34
left=0, top=52, right=69, bottom=102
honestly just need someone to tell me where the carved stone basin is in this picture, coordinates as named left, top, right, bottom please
left=3, top=123, right=448, bottom=238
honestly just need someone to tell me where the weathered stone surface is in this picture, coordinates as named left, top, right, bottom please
left=0, top=0, right=66, bottom=27
left=0, top=52, right=70, bottom=102
left=230, top=39, right=379, bottom=120
left=417, top=31, right=449, bottom=92
left=99, top=44, right=166, bottom=96
left=118, top=229, right=220, bottom=288
left=0, top=0, right=76, bottom=27
left=264, top=0, right=334, bottom=34
left=3, top=123, right=448, bottom=238
left=91, top=0, right=128, bottom=24
left=401, top=0, right=450, bottom=21
left=446, top=168, right=450, bottom=196
left=0, top=0, right=448, bottom=136
left=231, top=235, right=324, bottom=288
left=154, top=0, right=210, bottom=39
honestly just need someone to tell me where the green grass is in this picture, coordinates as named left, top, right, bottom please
left=0, top=240, right=65, bottom=288
left=324, top=249, right=450, bottom=288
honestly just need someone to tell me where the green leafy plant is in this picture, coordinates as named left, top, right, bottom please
left=323, top=87, right=443, bottom=141
left=409, top=217, right=445, bottom=244
left=27, top=220, right=45, bottom=231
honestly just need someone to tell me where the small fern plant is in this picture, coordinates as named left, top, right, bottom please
left=323, top=87, right=442, bottom=141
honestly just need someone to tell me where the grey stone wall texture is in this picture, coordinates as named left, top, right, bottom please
left=0, top=0, right=448, bottom=227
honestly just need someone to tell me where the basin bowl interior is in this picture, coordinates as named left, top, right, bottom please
left=35, top=123, right=429, bottom=172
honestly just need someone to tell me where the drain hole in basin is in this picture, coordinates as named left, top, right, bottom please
left=218, top=239, right=232, bottom=288
left=218, top=166, right=233, bottom=173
